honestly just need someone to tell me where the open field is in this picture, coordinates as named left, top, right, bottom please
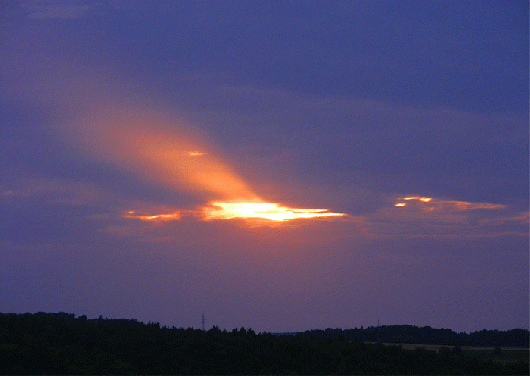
left=394, top=343, right=529, bottom=353
left=367, top=342, right=529, bottom=364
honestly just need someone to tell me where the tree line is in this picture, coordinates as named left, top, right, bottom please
left=302, top=325, right=529, bottom=347
left=0, top=312, right=528, bottom=375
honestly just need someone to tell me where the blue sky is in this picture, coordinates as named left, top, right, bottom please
left=1, top=0, right=528, bottom=332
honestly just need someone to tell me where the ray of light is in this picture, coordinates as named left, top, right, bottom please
left=67, top=107, right=259, bottom=202
left=15, top=64, right=348, bottom=226
left=71, top=106, right=347, bottom=225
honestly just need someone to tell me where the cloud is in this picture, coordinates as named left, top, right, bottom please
left=1, top=47, right=526, bottom=236
left=115, top=192, right=526, bottom=242
left=366, top=196, right=528, bottom=239
left=167, top=78, right=527, bottom=211
left=124, top=202, right=347, bottom=225
left=1, top=177, right=105, bottom=206
left=0, top=59, right=349, bottom=224
left=21, top=0, right=102, bottom=19
left=394, top=196, right=506, bottom=211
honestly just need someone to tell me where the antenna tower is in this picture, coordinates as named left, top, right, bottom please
left=201, top=313, right=205, bottom=331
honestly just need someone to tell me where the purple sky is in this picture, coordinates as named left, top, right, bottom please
left=1, top=0, right=528, bottom=333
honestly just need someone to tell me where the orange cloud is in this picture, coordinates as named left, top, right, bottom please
left=375, top=195, right=526, bottom=239
left=394, top=196, right=505, bottom=211
left=123, top=202, right=346, bottom=224
left=202, top=202, right=346, bottom=222
left=124, top=211, right=182, bottom=222
left=442, top=201, right=505, bottom=210
left=400, top=196, right=433, bottom=202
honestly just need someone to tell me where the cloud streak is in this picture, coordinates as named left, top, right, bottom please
left=394, top=196, right=506, bottom=211
left=366, top=196, right=528, bottom=239
left=2, top=53, right=524, bottom=235
left=21, top=0, right=103, bottom=19
left=124, top=202, right=346, bottom=225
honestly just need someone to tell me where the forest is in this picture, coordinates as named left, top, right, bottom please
left=1, top=312, right=528, bottom=375
left=302, top=325, right=529, bottom=347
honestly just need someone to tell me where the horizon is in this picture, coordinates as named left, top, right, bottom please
left=1, top=0, right=528, bottom=334
left=3, top=311, right=529, bottom=335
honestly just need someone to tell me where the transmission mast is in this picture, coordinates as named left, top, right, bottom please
left=201, top=313, right=205, bottom=331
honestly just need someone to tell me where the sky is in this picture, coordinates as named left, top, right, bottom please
left=0, top=0, right=528, bottom=333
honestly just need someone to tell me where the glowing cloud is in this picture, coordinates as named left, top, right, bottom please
left=366, top=194, right=527, bottom=239
left=394, top=196, right=506, bottom=211
left=123, top=211, right=182, bottom=222
left=202, top=201, right=346, bottom=222
left=447, top=201, right=505, bottom=210
left=401, top=197, right=432, bottom=202
left=123, top=201, right=346, bottom=224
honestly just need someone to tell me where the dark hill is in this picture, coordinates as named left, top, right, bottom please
left=304, top=325, right=529, bottom=347
left=1, top=312, right=528, bottom=375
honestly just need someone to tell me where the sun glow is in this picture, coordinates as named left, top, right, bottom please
left=202, top=201, right=346, bottom=222
left=124, top=201, right=346, bottom=224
